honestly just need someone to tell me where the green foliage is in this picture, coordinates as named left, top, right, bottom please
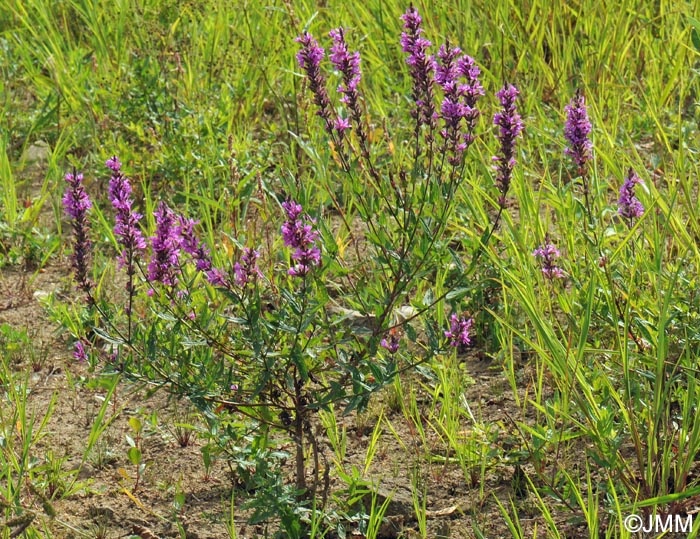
left=2, top=0, right=700, bottom=536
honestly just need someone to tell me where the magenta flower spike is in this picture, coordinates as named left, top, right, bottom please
left=328, top=28, right=361, bottom=106
left=533, top=243, right=565, bottom=280
left=234, top=247, right=262, bottom=287
left=564, top=90, right=593, bottom=175
left=63, top=169, right=93, bottom=299
left=147, top=201, right=181, bottom=287
left=493, top=84, right=524, bottom=208
left=281, top=200, right=321, bottom=277
left=296, top=32, right=335, bottom=136
left=401, top=6, right=437, bottom=131
left=107, top=157, right=146, bottom=272
left=618, top=168, right=644, bottom=221
left=435, top=45, right=484, bottom=163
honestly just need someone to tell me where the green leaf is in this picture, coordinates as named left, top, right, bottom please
left=405, top=323, right=417, bottom=342
left=689, top=16, right=700, bottom=52
left=92, top=327, right=125, bottom=345
left=446, top=287, right=470, bottom=300
left=692, top=28, right=700, bottom=53
left=127, top=446, right=141, bottom=466
left=129, top=417, right=142, bottom=433
left=201, top=445, right=212, bottom=469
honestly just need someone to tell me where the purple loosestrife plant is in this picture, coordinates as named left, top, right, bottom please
left=401, top=6, right=437, bottom=137
left=493, top=84, right=524, bottom=209
left=444, top=314, right=473, bottom=347
left=63, top=170, right=93, bottom=301
left=618, top=168, right=645, bottom=222
left=107, top=157, right=146, bottom=316
left=147, top=201, right=181, bottom=289
left=533, top=243, right=565, bottom=280
left=281, top=200, right=321, bottom=277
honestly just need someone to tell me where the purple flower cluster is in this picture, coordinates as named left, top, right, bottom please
left=564, top=91, right=593, bottom=175
left=107, top=157, right=147, bottom=274
left=147, top=201, right=181, bottom=288
left=329, top=28, right=361, bottom=130
left=400, top=6, right=437, bottom=131
left=73, top=340, right=88, bottom=362
left=234, top=247, right=262, bottom=287
left=533, top=243, right=564, bottom=279
left=63, top=170, right=93, bottom=299
left=493, top=84, right=524, bottom=207
left=434, top=45, right=484, bottom=164
left=380, top=330, right=400, bottom=354
left=63, top=172, right=92, bottom=221
left=444, top=314, right=473, bottom=347
left=329, top=28, right=361, bottom=98
left=295, top=32, right=336, bottom=136
left=618, top=168, right=644, bottom=220
left=177, top=216, right=232, bottom=287
left=281, top=200, right=321, bottom=277
left=178, top=217, right=212, bottom=272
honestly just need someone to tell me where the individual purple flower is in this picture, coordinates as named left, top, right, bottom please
left=73, top=340, right=89, bottom=362
left=401, top=6, right=437, bottom=132
left=434, top=45, right=483, bottom=164
left=296, top=32, right=335, bottom=136
left=444, top=314, right=473, bottom=347
left=281, top=200, right=321, bottom=277
left=618, top=168, right=644, bottom=221
left=564, top=90, right=593, bottom=175
left=147, top=201, right=181, bottom=287
left=234, top=247, right=262, bottom=287
left=533, top=243, right=565, bottom=279
left=380, top=331, right=400, bottom=354
left=107, top=157, right=147, bottom=267
left=63, top=170, right=93, bottom=300
left=493, top=84, right=524, bottom=208
left=334, top=116, right=352, bottom=132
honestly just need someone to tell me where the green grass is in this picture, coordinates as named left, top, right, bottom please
left=2, top=0, right=700, bottom=537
